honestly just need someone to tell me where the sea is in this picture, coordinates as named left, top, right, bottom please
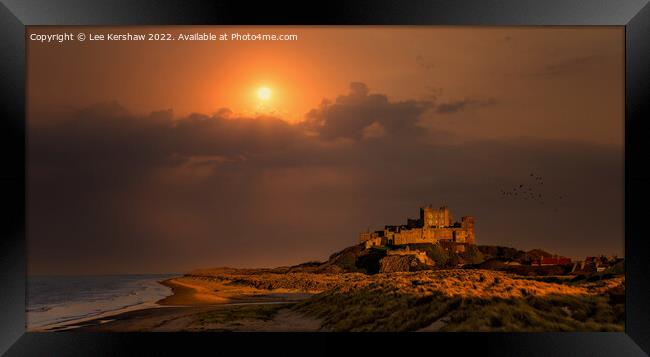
left=27, top=274, right=179, bottom=330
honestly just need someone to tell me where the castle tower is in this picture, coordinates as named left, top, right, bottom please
left=421, top=205, right=451, bottom=228
left=461, top=216, right=475, bottom=244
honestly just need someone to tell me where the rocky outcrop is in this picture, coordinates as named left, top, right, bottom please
left=379, top=255, right=422, bottom=273
left=318, top=244, right=365, bottom=273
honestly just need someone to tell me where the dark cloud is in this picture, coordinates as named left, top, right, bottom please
left=30, top=101, right=305, bottom=171
left=303, top=82, right=433, bottom=141
left=435, top=97, right=497, bottom=114
left=27, top=85, right=622, bottom=274
left=533, top=55, right=600, bottom=77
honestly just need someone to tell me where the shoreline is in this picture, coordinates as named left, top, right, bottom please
left=38, top=275, right=315, bottom=332
left=155, top=277, right=230, bottom=305
left=30, top=269, right=624, bottom=332
left=31, top=301, right=170, bottom=332
left=31, top=277, right=180, bottom=332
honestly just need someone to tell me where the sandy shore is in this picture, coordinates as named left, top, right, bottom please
left=50, top=275, right=320, bottom=332
left=156, top=278, right=229, bottom=305
left=40, top=269, right=625, bottom=332
left=72, top=303, right=322, bottom=332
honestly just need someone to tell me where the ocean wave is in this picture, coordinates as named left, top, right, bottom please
left=27, top=274, right=177, bottom=329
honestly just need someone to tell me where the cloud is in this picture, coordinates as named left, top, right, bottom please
left=532, top=55, right=600, bottom=77
left=435, top=97, right=497, bottom=114
left=361, top=121, right=386, bottom=140
left=303, top=82, right=433, bottom=141
left=27, top=84, right=622, bottom=274
left=30, top=101, right=305, bottom=172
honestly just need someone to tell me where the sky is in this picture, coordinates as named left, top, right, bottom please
left=27, top=26, right=624, bottom=275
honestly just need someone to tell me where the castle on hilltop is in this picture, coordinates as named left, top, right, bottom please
left=359, top=205, right=475, bottom=250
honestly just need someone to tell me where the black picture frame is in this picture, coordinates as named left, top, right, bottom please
left=1, top=0, right=649, bottom=355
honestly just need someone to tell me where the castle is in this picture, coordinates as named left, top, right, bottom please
left=359, top=205, right=476, bottom=249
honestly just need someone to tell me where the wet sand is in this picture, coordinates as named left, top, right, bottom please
left=36, top=269, right=625, bottom=332
left=72, top=304, right=322, bottom=332
left=50, top=276, right=320, bottom=332
left=156, top=278, right=229, bottom=305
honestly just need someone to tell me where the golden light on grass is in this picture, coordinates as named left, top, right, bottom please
left=169, top=268, right=625, bottom=332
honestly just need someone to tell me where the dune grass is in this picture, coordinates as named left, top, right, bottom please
left=196, top=303, right=292, bottom=325
left=184, top=268, right=623, bottom=332
left=291, top=270, right=624, bottom=332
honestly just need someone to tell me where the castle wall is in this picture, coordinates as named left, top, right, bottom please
left=359, top=232, right=373, bottom=243
left=392, top=227, right=473, bottom=245
left=434, top=228, right=454, bottom=241
left=453, top=229, right=468, bottom=243
left=360, top=206, right=476, bottom=247
left=461, top=216, right=475, bottom=244
left=384, top=231, right=395, bottom=244
left=422, top=227, right=436, bottom=241
left=364, top=237, right=385, bottom=249
left=393, top=228, right=423, bottom=245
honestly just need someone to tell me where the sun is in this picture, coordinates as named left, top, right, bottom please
left=257, top=86, right=272, bottom=101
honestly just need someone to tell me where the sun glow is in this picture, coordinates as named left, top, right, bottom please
left=257, top=86, right=272, bottom=101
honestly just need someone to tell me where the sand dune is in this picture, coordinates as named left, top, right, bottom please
left=68, top=268, right=623, bottom=332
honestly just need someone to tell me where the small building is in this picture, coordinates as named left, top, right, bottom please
left=532, top=256, right=572, bottom=266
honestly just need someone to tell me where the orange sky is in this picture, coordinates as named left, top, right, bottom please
left=26, top=26, right=625, bottom=274
left=28, top=26, right=623, bottom=145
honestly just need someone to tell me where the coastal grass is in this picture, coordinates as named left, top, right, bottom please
left=291, top=271, right=624, bottom=332
left=293, top=289, right=623, bottom=332
left=293, top=287, right=461, bottom=331
left=196, top=303, right=292, bottom=325
left=441, top=295, right=623, bottom=332
left=182, top=268, right=624, bottom=332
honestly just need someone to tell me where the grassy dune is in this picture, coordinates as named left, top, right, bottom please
left=195, top=303, right=293, bottom=325
left=290, top=270, right=624, bottom=332
left=173, top=268, right=624, bottom=332
left=186, top=267, right=368, bottom=292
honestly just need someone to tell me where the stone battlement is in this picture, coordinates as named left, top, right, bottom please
left=360, top=205, right=475, bottom=248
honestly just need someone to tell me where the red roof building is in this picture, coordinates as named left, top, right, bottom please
left=533, top=256, right=572, bottom=266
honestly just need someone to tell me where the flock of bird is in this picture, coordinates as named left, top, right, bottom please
left=500, top=173, right=565, bottom=211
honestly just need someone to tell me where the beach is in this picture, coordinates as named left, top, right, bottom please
left=45, top=272, right=322, bottom=332
left=27, top=274, right=178, bottom=331
left=36, top=267, right=625, bottom=332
